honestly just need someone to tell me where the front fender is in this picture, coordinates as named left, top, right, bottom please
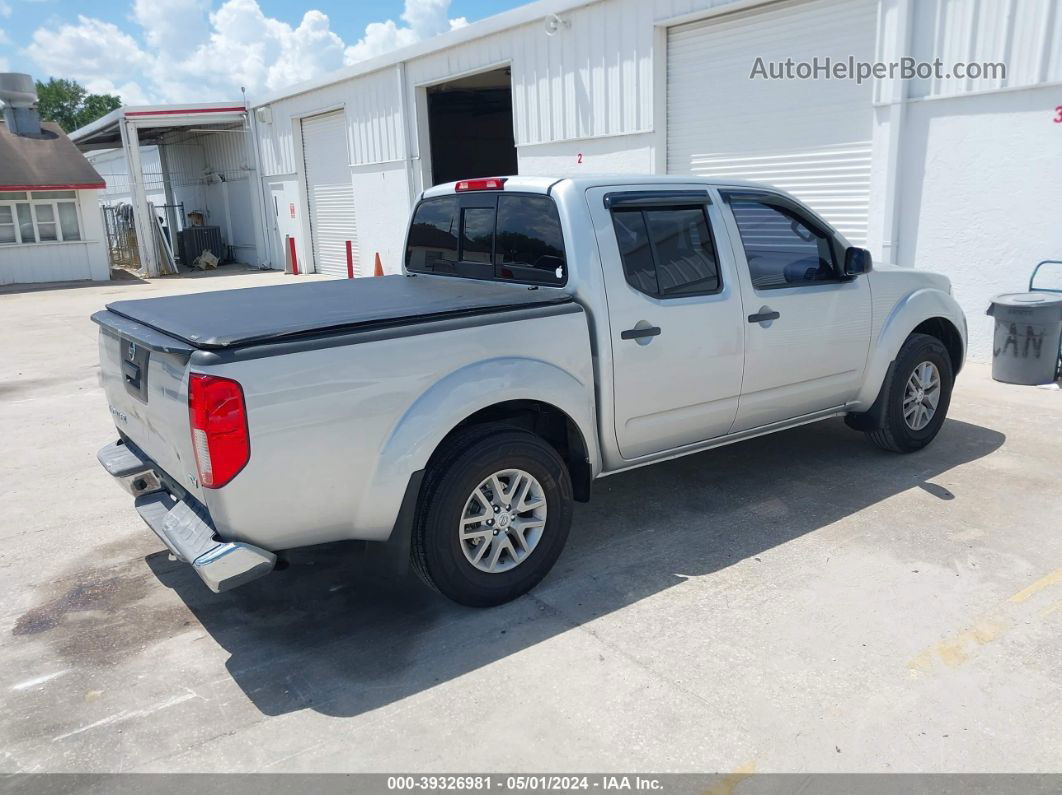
left=352, top=356, right=599, bottom=540
left=854, top=288, right=967, bottom=408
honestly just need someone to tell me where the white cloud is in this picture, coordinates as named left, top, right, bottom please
left=22, top=0, right=469, bottom=105
left=133, top=0, right=211, bottom=50
left=344, top=0, right=466, bottom=64
left=24, top=15, right=150, bottom=97
left=194, top=1, right=347, bottom=94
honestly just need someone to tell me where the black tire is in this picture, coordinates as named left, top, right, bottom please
left=411, top=426, right=573, bottom=607
left=866, top=333, right=954, bottom=453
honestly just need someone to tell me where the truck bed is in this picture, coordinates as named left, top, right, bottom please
left=96, top=274, right=573, bottom=350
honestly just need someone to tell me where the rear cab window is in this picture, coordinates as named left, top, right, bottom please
left=406, top=193, right=567, bottom=286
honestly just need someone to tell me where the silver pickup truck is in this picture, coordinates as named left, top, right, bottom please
left=94, top=176, right=967, bottom=606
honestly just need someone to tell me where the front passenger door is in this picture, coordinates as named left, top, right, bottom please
left=721, top=191, right=872, bottom=432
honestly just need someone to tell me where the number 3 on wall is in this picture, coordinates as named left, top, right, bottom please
left=577, top=153, right=583, bottom=164
left=1055, top=106, right=1062, bottom=123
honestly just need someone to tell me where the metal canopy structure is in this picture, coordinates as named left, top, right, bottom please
left=70, top=102, right=266, bottom=277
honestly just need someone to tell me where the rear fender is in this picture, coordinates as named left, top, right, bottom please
left=353, top=357, right=598, bottom=540
left=854, top=288, right=967, bottom=409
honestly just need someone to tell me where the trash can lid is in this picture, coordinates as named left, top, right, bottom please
left=987, top=291, right=1062, bottom=319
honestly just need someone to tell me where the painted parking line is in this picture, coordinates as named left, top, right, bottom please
left=1009, top=567, right=1062, bottom=604
left=908, top=566, right=1062, bottom=675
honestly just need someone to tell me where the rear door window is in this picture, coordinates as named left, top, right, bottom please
left=406, top=193, right=567, bottom=285
left=610, top=205, right=722, bottom=298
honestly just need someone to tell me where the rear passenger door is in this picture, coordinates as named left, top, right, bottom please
left=587, top=186, right=746, bottom=460
left=721, top=191, right=872, bottom=431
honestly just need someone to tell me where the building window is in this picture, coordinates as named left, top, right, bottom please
left=0, top=190, right=82, bottom=245
left=0, top=206, right=16, bottom=244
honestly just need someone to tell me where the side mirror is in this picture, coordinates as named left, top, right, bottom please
left=844, top=247, right=873, bottom=277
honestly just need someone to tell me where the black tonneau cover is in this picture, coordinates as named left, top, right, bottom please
left=98, top=275, right=573, bottom=350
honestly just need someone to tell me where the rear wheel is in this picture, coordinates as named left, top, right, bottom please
left=866, top=333, right=954, bottom=453
left=411, top=427, right=573, bottom=606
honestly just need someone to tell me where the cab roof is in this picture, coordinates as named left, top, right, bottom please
left=421, top=174, right=774, bottom=199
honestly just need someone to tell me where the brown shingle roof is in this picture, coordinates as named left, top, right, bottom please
left=0, top=120, right=105, bottom=190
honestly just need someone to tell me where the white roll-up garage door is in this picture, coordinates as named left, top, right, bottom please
left=301, top=110, right=358, bottom=276
left=667, top=0, right=876, bottom=244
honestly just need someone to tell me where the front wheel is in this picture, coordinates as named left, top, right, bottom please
left=866, top=333, right=954, bottom=453
left=411, top=427, right=573, bottom=607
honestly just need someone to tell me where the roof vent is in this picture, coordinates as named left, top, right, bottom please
left=0, top=73, right=43, bottom=138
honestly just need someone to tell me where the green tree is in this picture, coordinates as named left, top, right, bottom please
left=34, top=78, right=122, bottom=133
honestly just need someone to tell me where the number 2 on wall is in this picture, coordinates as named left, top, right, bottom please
left=577, top=153, right=583, bottom=164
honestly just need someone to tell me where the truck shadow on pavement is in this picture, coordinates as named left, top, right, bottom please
left=147, top=416, right=1004, bottom=718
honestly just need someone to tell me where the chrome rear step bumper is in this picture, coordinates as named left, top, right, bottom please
left=97, top=440, right=275, bottom=593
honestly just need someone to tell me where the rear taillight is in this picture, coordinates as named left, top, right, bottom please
left=455, top=177, right=507, bottom=192
left=188, top=374, right=249, bottom=489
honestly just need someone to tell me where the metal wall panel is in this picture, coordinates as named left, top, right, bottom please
left=159, top=129, right=250, bottom=181
left=301, top=110, right=359, bottom=277
left=254, top=0, right=1061, bottom=185
left=153, top=128, right=258, bottom=255
left=255, top=0, right=779, bottom=171
left=666, top=0, right=877, bottom=244
left=404, top=0, right=655, bottom=146
left=909, top=0, right=1062, bottom=98
left=259, top=67, right=402, bottom=176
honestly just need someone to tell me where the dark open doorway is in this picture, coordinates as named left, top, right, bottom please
left=426, top=67, right=518, bottom=186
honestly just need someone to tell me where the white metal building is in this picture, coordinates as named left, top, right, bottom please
left=250, top=0, right=1062, bottom=359
left=71, top=103, right=268, bottom=277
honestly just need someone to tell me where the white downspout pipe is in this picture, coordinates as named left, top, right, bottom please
left=878, top=0, right=913, bottom=267
left=397, top=61, right=418, bottom=211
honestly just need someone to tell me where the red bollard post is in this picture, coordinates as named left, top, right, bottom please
left=288, top=236, right=300, bottom=276
left=346, top=240, right=354, bottom=278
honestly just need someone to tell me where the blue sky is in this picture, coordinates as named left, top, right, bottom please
left=0, top=0, right=526, bottom=103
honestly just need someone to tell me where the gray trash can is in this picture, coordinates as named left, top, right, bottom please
left=986, top=292, right=1062, bottom=384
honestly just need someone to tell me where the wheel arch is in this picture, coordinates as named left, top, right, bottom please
left=432, top=399, right=594, bottom=502
left=358, top=357, right=599, bottom=541
left=911, top=316, right=965, bottom=376
left=855, top=289, right=967, bottom=409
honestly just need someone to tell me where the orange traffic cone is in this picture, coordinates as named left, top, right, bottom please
left=373, top=252, right=384, bottom=277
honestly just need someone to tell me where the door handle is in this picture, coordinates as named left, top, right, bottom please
left=621, top=325, right=661, bottom=340
left=748, top=310, right=780, bottom=324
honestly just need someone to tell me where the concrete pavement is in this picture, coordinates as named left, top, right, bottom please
left=1, top=269, right=1060, bottom=773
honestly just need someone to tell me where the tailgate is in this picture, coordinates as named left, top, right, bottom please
left=94, top=310, right=205, bottom=503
